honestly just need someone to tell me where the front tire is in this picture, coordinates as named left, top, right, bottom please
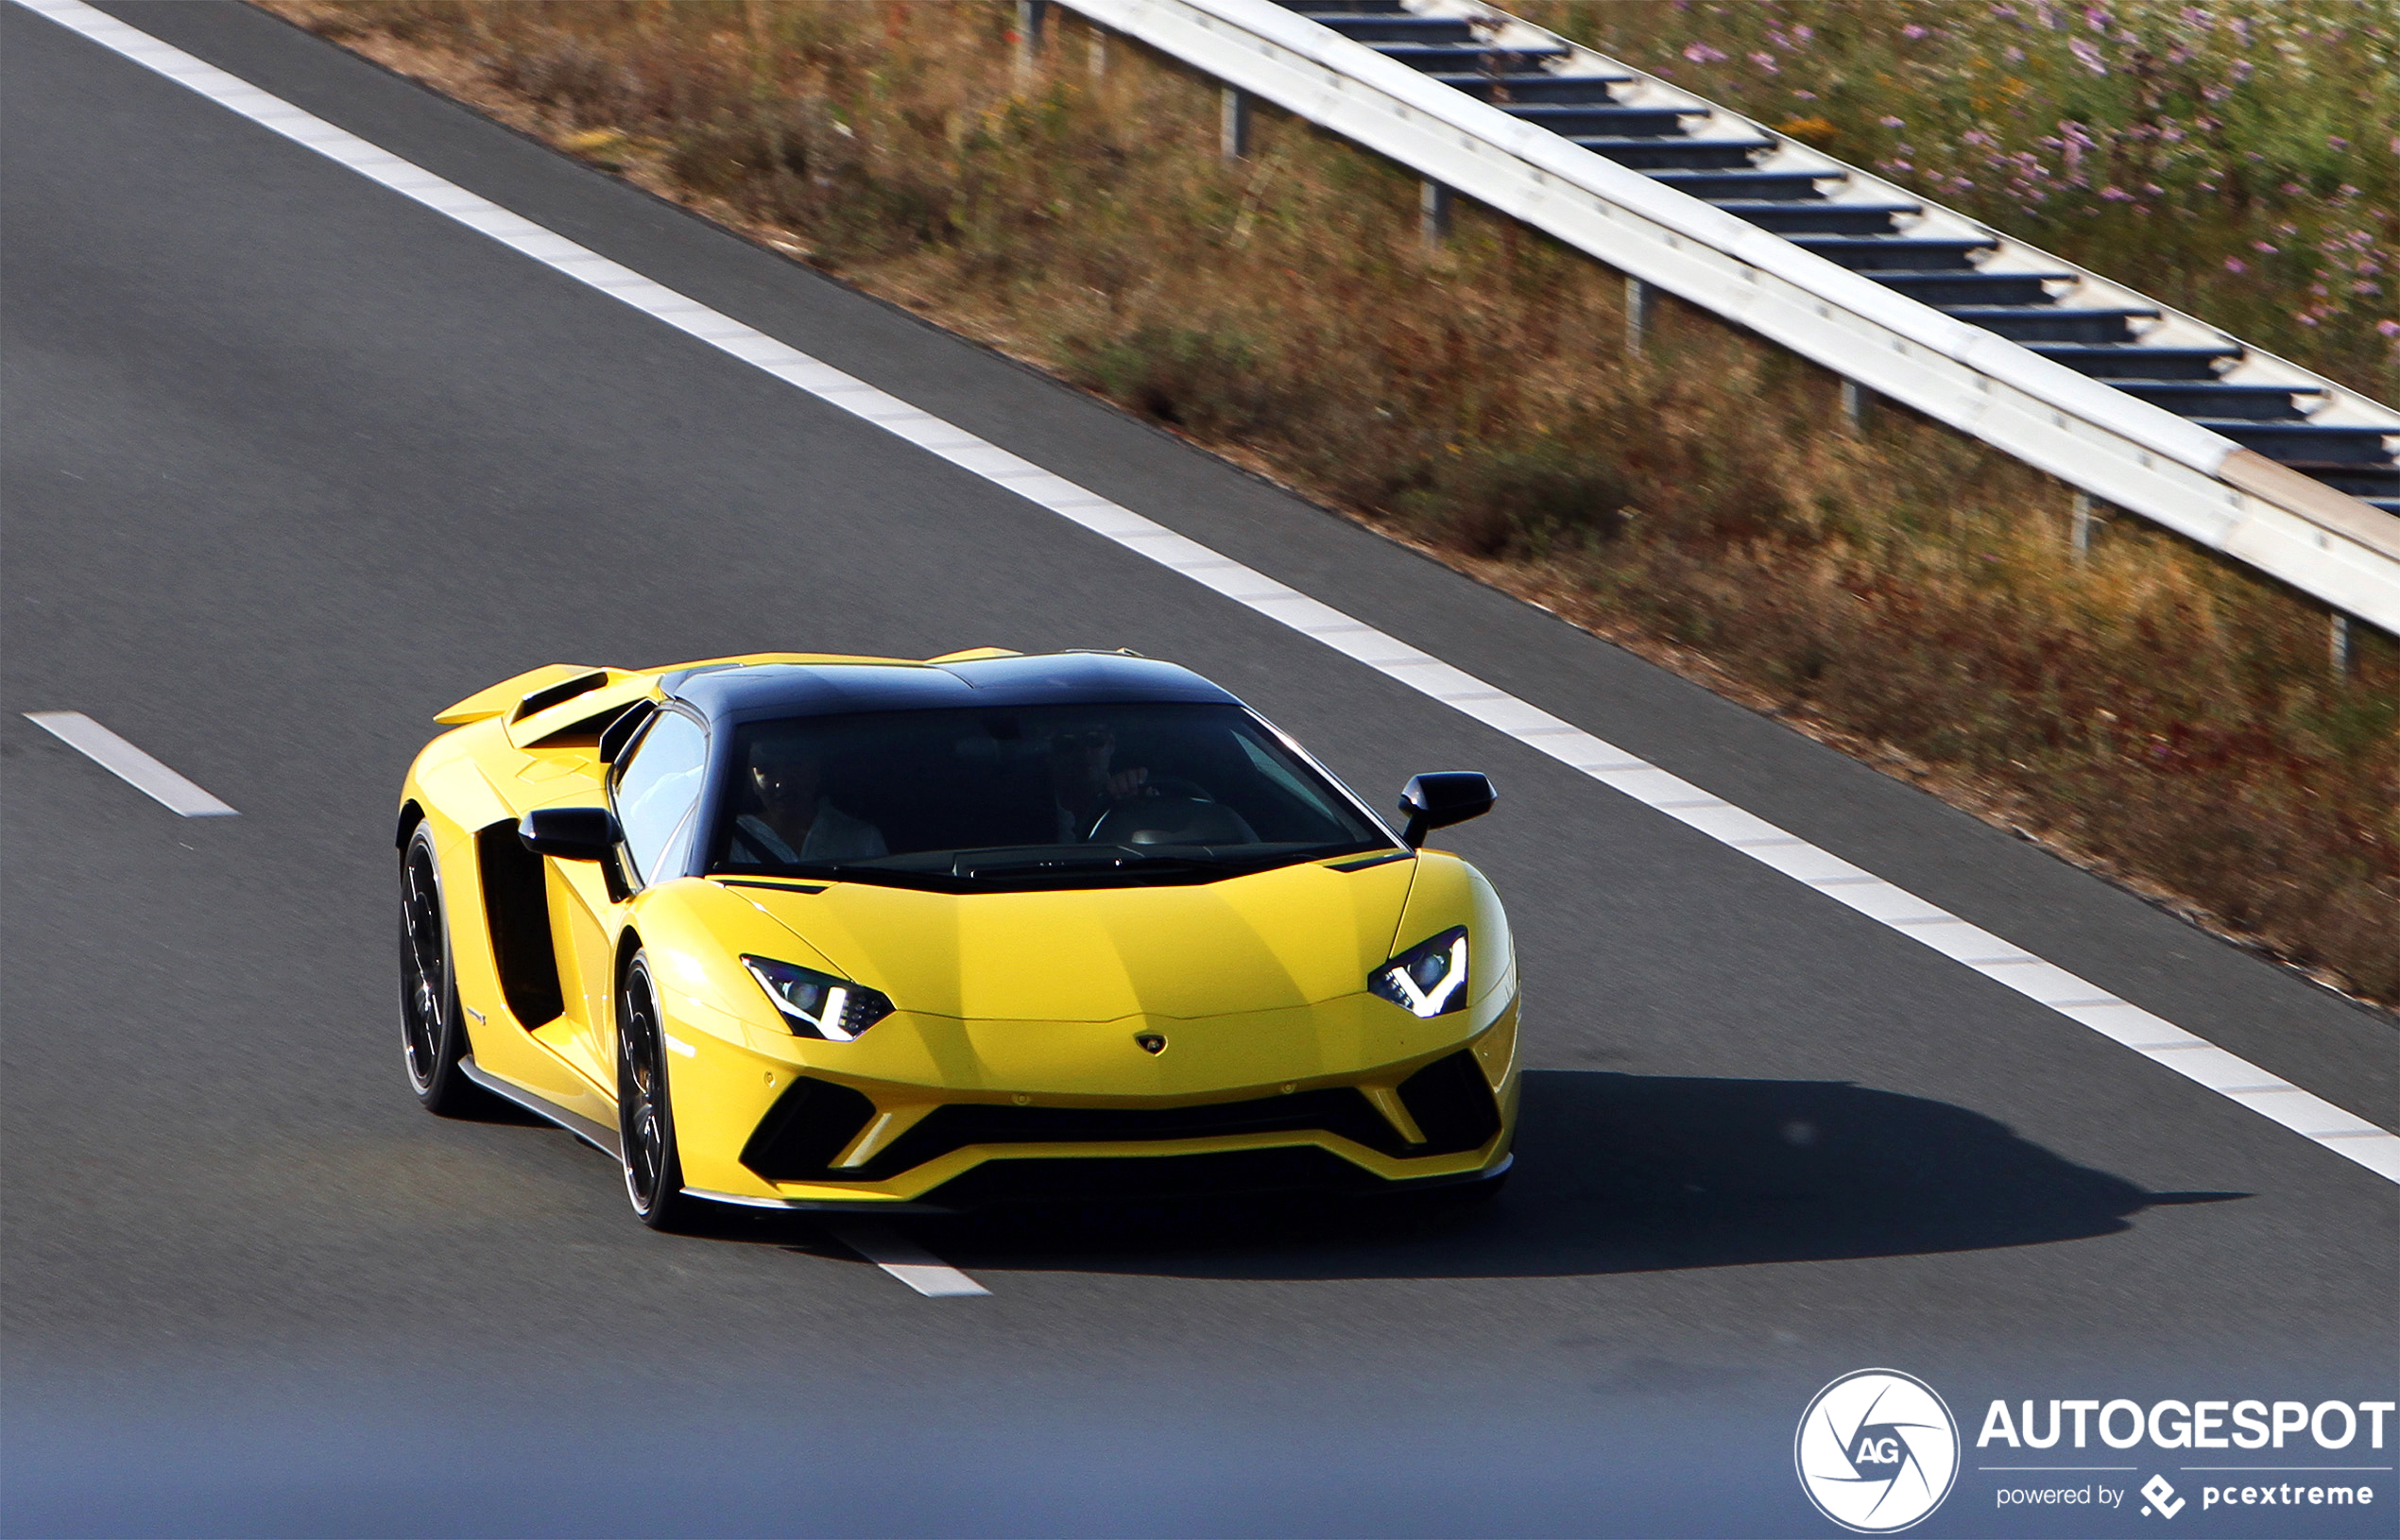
left=619, top=952, right=697, bottom=1231
left=400, top=824, right=481, bottom=1115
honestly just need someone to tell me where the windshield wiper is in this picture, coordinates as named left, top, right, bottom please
left=712, top=861, right=900, bottom=883
left=947, top=845, right=1252, bottom=880
left=723, top=845, right=1368, bottom=888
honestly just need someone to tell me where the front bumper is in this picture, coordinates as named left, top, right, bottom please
left=685, top=1154, right=1514, bottom=1215
left=664, top=991, right=1522, bottom=1208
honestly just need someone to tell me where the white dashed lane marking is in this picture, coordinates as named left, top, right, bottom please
left=21, top=0, right=2396, bottom=1186
left=24, top=711, right=236, bottom=817
left=833, top=1225, right=991, bottom=1298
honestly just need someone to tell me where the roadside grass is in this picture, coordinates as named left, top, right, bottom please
left=263, top=0, right=2399, bottom=1006
left=1526, top=0, right=2400, bottom=399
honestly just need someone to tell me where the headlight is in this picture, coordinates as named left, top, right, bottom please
left=740, top=955, right=895, bottom=1041
left=1368, top=927, right=1468, bottom=1018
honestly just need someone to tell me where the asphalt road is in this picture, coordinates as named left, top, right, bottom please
left=3, top=4, right=2393, bottom=1534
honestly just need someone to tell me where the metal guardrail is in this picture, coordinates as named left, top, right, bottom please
left=1051, top=0, right=2400, bottom=637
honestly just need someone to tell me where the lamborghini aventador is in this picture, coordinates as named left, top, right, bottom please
left=395, top=649, right=1517, bottom=1226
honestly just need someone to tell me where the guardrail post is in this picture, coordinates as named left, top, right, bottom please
left=1088, top=25, right=1107, bottom=82
left=1419, top=180, right=1452, bottom=248
left=1625, top=275, right=1652, bottom=355
left=2069, top=490, right=2095, bottom=559
left=1015, top=0, right=1048, bottom=77
left=1219, top=85, right=1252, bottom=160
left=1839, top=378, right=1867, bottom=434
left=2329, top=613, right=2353, bottom=678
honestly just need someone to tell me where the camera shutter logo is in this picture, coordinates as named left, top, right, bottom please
left=1795, top=1369, right=1961, bottom=1532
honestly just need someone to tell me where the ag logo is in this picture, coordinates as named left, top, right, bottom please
left=1795, top=1369, right=1960, bottom=1532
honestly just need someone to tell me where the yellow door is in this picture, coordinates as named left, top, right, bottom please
left=540, top=857, right=623, bottom=1097
left=549, top=708, right=713, bottom=1094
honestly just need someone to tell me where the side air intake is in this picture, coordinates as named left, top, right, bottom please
left=475, top=820, right=564, bottom=1027
left=511, top=670, right=609, bottom=723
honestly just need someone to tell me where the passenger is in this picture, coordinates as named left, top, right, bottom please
left=729, top=738, right=886, bottom=865
left=1046, top=721, right=1148, bottom=842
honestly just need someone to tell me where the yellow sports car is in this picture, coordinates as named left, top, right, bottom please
left=396, top=649, right=1517, bottom=1227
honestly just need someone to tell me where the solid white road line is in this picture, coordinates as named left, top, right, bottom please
left=24, top=711, right=237, bottom=816
left=832, top=1225, right=991, bottom=1298
left=24, top=0, right=2396, bottom=1186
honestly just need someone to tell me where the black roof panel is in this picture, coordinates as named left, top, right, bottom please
left=672, top=652, right=1240, bottom=724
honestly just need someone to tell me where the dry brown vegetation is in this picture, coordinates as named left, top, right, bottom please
left=1523, top=0, right=2400, bottom=400
left=262, top=0, right=2397, bottom=1007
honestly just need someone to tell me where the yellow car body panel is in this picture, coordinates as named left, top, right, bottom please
left=396, top=651, right=1518, bottom=1213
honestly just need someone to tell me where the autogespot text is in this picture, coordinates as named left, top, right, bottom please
left=1977, top=1397, right=2393, bottom=1453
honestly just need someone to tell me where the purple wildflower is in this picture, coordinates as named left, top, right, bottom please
left=1683, top=42, right=1726, bottom=63
left=2069, top=37, right=2107, bottom=74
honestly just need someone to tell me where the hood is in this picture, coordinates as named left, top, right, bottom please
left=735, top=856, right=1417, bottom=1021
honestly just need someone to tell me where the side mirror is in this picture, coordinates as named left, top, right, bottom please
left=1397, top=772, right=1496, bottom=847
left=519, top=806, right=621, bottom=863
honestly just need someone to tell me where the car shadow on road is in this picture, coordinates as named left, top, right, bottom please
left=848, top=1069, right=2239, bottom=1281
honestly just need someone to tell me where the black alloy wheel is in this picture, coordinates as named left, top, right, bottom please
left=400, top=824, right=479, bottom=1114
left=618, top=952, right=695, bottom=1231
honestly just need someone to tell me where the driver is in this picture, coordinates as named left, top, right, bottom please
left=729, top=736, right=887, bottom=865
left=1046, top=720, right=1147, bottom=842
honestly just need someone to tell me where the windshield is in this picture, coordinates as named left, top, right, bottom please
left=706, top=702, right=1392, bottom=890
